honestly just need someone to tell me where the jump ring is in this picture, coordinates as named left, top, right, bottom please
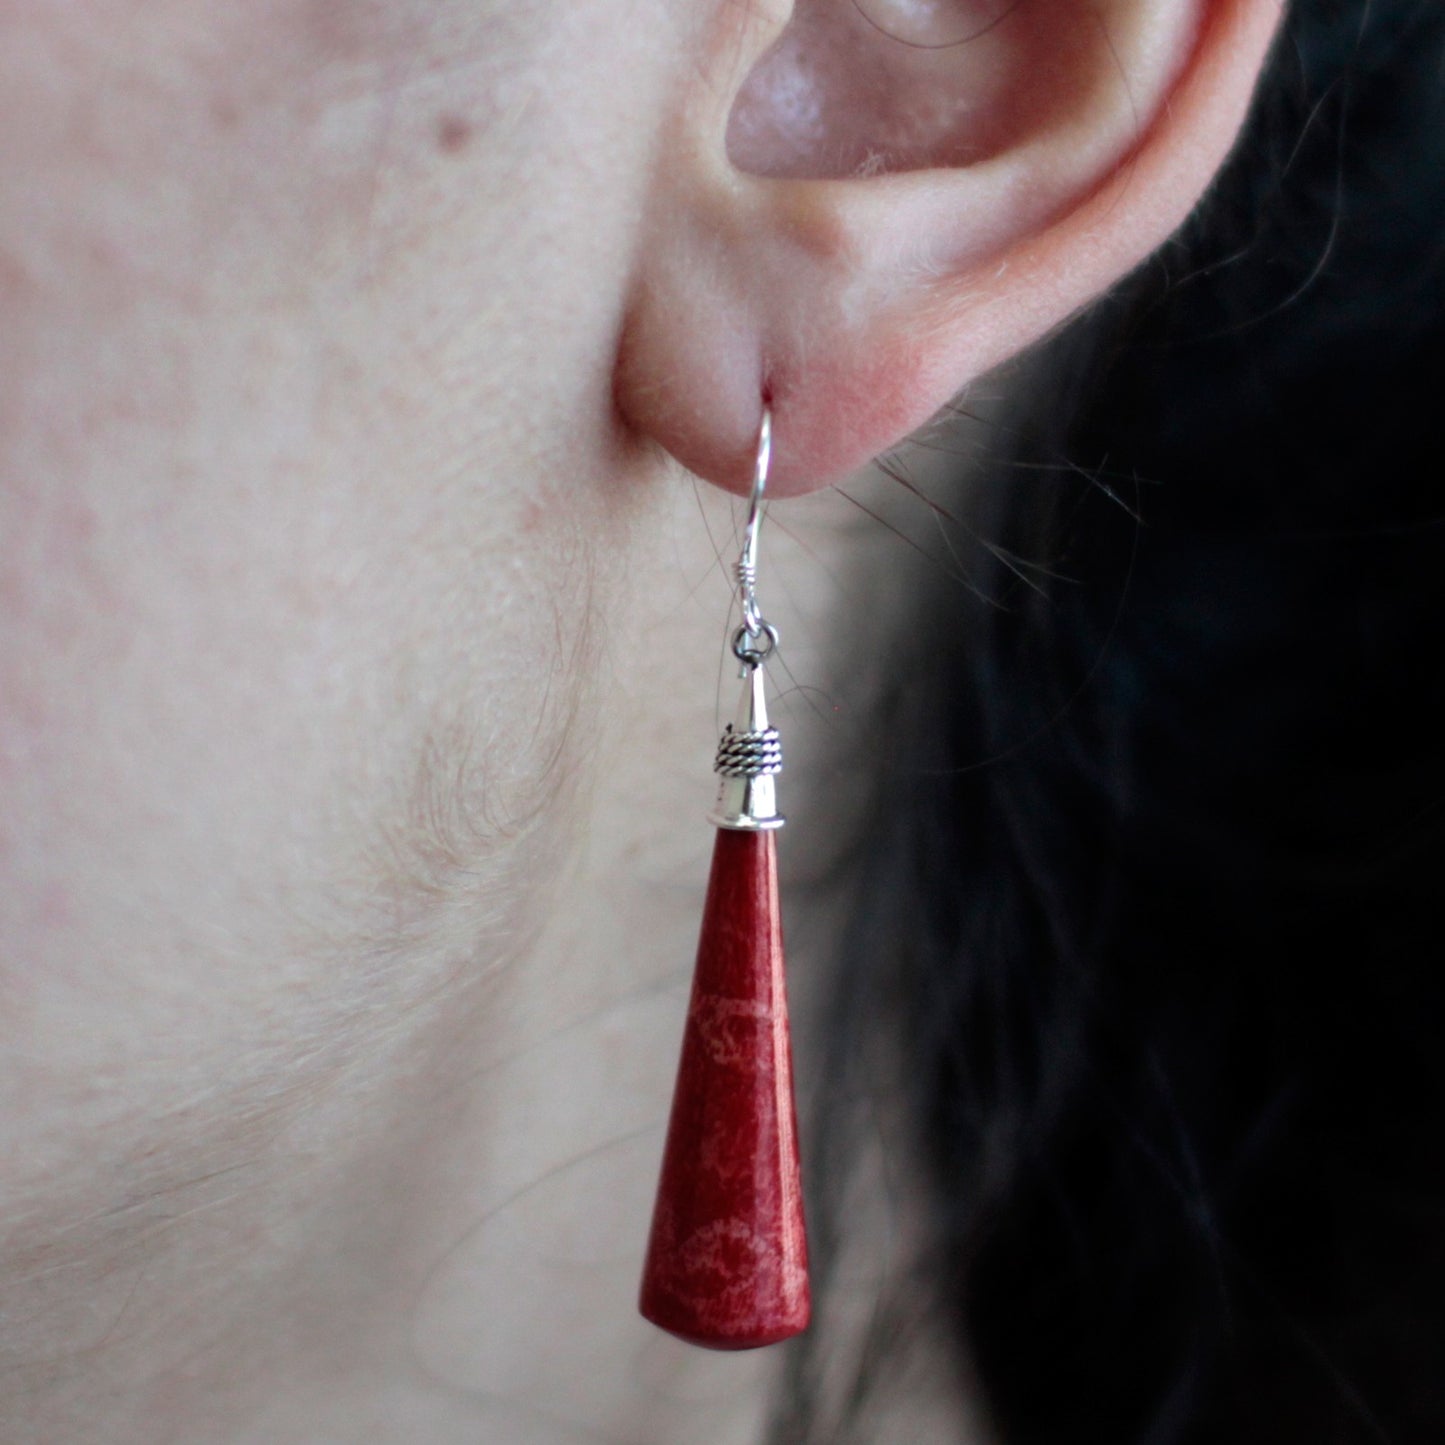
left=732, top=621, right=779, bottom=667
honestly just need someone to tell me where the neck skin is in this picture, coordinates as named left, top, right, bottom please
left=0, top=4, right=978, bottom=1438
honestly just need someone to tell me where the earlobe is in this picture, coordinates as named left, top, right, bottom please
left=615, top=0, right=1284, bottom=497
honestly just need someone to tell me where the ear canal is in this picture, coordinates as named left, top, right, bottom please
left=726, top=0, right=1188, bottom=180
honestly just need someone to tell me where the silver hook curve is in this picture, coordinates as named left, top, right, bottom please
left=739, top=404, right=774, bottom=635
left=742, top=406, right=771, bottom=579
left=735, top=407, right=772, bottom=640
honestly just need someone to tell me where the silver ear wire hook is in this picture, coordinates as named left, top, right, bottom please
left=710, top=404, right=785, bottom=829
left=733, top=407, right=779, bottom=668
left=740, top=407, right=771, bottom=598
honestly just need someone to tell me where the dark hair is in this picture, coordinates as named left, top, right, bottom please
left=778, top=3, right=1445, bottom=1440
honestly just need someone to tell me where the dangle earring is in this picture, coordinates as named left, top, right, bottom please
left=639, top=407, right=811, bottom=1350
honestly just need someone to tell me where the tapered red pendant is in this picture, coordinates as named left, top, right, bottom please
left=639, top=826, right=810, bottom=1348
left=640, top=405, right=807, bottom=1348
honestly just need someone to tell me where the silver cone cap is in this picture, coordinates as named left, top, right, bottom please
left=708, top=666, right=784, bottom=831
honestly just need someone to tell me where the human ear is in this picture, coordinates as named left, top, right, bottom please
left=615, top=0, right=1283, bottom=495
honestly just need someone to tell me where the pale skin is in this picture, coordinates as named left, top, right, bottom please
left=0, top=1, right=1279, bottom=1440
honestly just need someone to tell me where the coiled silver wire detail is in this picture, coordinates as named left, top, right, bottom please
left=714, top=724, right=783, bottom=778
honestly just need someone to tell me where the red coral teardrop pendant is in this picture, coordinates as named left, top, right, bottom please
left=639, top=827, right=810, bottom=1349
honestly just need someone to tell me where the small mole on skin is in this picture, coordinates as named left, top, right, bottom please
left=211, top=96, right=241, bottom=131
left=436, top=114, right=473, bottom=154
left=519, top=496, right=546, bottom=534
left=37, top=883, right=73, bottom=930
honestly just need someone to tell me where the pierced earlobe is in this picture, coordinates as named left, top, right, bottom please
left=618, top=0, right=1281, bottom=495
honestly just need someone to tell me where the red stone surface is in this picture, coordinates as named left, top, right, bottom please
left=639, top=827, right=810, bottom=1349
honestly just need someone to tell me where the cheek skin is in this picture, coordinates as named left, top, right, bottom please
left=0, top=0, right=652, bottom=1399
left=0, top=463, right=608, bottom=1402
left=0, top=469, right=591, bottom=1170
